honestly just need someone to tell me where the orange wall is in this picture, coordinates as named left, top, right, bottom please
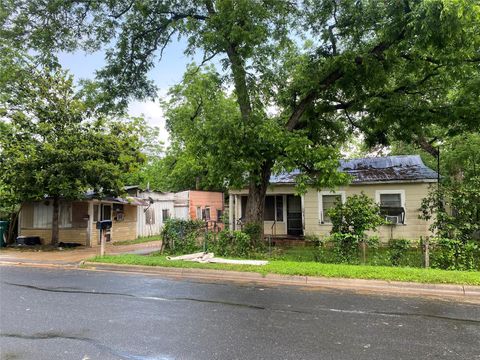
left=188, top=191, right=224, bottom=223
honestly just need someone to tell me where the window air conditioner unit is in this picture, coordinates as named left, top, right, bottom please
left=385, top=215, right=399, bottom=224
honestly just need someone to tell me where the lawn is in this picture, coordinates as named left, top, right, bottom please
left=88, top=253, right=480, bottom=286
left=112, top=235, right=163, bottom=246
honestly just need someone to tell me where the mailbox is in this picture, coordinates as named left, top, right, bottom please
left=96, top=220, right=112, bottom=230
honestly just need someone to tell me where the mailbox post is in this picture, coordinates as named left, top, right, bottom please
left=96, top=220, right=113, bottom=256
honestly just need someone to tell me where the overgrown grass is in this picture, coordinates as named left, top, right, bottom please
left=112, top=235, right=163, bottom=246
left=271, top=246, right=424, bottom=267
left=88, top=254, right=480, bottom=286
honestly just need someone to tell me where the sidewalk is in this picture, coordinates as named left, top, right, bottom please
left=0, top=241, right=162, bottom=266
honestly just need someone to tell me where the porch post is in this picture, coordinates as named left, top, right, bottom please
left=301, top=195, right=305, bottom=231
left=235, top=195, right=240, bottom=230
left=86, top=201, right=93, bottom=247
left=229, top=194, right=234, bottom=231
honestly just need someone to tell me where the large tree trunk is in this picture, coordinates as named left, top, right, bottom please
left=51, top=196, right=60, bottom=246
left=244, top=160, right=272, bottom=245
left=6, top=209, right=20, bottom=245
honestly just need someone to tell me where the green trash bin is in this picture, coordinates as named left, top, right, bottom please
left=0, top=221, right=9, bottom=247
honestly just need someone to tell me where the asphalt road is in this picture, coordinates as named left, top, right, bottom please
left=0, top=266, right=479, bottom=360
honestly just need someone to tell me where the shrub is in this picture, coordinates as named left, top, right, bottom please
left=328, top=232, right=360, bottom=264
left=431, top=238, right=480, bottom=271
left=161, top=219, right=205, bottom=254
left=304, top=234, right=323, bottom=247
left=388, top=239, right=411, bottom=266
left=325, top=193, right=385, bottom=263
left=328, top=193, right=385, bottom=239
left=210, top=230, right=252, bottom=257
left=243, top=222, right=264, bottom=248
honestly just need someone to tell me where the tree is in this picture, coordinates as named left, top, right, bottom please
left=120, top=122, right=165, bottom=189
left=0, top=57, right=145, bottom=245
left=390, top=132, right=480, bottom=183
left=327, top=193, right=385, bottom=263
left=4, top=0, right=479, bottom=238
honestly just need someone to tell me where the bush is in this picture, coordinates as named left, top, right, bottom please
left=328, top=193, right=385, bottom=239
left=161, top=219, right=205, bottom=254
left=328, top=232, right=361, bottom=264
left=431, top=238, right=480, bottom=271
left=243, top=222, right=263, bottom=248
left=210, top=230, right=252, bottom=257
left=304, top=234, right=323, bottom=247
left=388, top=239, right=411, bottom=266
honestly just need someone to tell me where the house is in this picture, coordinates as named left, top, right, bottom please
left=125, top=186, right=176, bottom=238
left=228, top=155, right=438, bottom=242
left=18, top=195, right=148, bottom=246
left=174, top=190, right=225, bottom=229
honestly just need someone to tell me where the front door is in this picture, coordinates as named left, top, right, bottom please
left=287, top=195, right=303, bottom=236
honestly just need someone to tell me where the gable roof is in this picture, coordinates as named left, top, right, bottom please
left=270, top=155, right=438, bottom=185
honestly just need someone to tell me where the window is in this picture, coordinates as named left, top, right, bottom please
left=217, top=209, right=223, bottom=221
left=276, top=196, right=284, bottom=221
left=264, top=196, right=284, bottom=222
left=145, top=207, right=155, bottom=225
left=204, top=207, right=211, bottom=221
left=196, top=206, right=202, bottom=220
left=264, top=196, right=275, bottom=221
left=318, top=191, right=346, bottom=224
left=241, top=196, right=248, bottom=219
left=376, top=190, right=405, bottom=224
left=162, top=209, right=170, bottom=221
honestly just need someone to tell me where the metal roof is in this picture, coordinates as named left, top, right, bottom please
left=270, top=155, right=438, bottom=184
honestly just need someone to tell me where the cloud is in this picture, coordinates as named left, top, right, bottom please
left=128, top=99, right=170, bottom=145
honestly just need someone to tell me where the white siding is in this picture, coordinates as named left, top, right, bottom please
left=136, top=191, right=176, bottom=237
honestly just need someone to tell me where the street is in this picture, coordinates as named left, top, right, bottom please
left=0, top=266, right=479, bottom=360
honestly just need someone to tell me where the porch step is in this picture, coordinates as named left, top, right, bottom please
left=265, top=235, right=306, bottom=247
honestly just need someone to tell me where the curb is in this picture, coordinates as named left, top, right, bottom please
left=81, top=262, right=480, bottom=301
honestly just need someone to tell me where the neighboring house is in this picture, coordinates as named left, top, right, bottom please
left=174, top=190, right=225, bottom=228
left=125, top=186, right=175, bottom=238
left=18, top=195, right=147, bottom=246
left=229, top=155, right=438, bottom=242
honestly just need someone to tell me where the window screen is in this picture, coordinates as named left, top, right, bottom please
left=322, top=195, right=341, bottom=223
left=275, top=196, right=283, bottom=221
left=380, top=193, right=402, bottom=207
left=264, top=196, right=275, bottom=221
left=204, top=208, right=211, bottom=220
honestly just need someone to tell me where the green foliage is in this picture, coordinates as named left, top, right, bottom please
left=242, top=222, right=264, bottom=249
left=421, top=177, right=480, bottom=243
left=210, top=230, right=252, bottom=258
left=325, top=193, right=385, bottom=263
left=328, top=193, right=385, bottom=238
left=160, top=218, right=205, bottom=254
left=390, top=132, right=480, bottom=184
left=387, top=239, right=411, bottom=267
left=430, top=238, right=480, bottom=271
left=327, top=233, right=361, bottom=264
left=4, top=0, right=480, bottom=231
left=0, top=54, right=145, bottom=243
left=90, top=254, right=480, bottom=286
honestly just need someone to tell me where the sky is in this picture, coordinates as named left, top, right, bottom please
left=57, top=39, right=203, bottom=145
